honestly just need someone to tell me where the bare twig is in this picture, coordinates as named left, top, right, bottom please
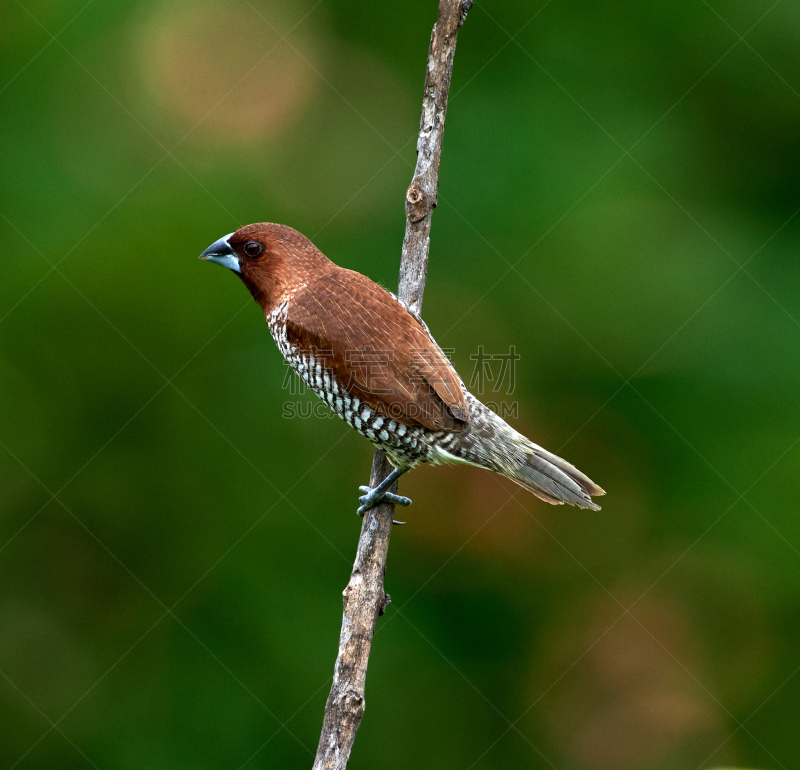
left=312, top=2, right=471, bottom=768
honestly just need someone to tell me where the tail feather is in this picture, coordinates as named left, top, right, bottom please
left=454, top=392, right=605, bottom=511
left=510, top=446, right=604, bottom=511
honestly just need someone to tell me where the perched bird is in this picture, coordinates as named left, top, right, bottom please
left=200, top=223, right=604, bottom=515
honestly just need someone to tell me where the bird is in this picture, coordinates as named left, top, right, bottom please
left=199, top=223, right=604, bottom=517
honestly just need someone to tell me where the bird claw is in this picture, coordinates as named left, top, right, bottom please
left=357, top=488, right=412, bottom=516
left=356, top=467, right=410, bottom=522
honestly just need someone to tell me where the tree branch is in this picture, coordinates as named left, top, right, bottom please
left=312, top=2, right=472, bottom=768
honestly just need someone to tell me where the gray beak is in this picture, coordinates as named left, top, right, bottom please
left=199, top=232, right=240, bottom=273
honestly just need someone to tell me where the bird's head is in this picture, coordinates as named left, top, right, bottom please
left=199, top=222, right=330, bottom=313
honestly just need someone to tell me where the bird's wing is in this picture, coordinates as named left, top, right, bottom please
left=283, top=268, right=468, bottom=431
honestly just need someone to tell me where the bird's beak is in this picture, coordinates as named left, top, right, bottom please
left=199, top=233, right=240, bottom=273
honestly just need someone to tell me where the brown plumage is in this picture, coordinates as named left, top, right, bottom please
left=200, top=223, right=605, bottom=512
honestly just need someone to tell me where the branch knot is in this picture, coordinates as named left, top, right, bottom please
left=405, top=182, right=430, bottom=223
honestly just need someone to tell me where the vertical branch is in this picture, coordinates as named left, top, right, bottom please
left=399, top=0, right=472, bottom=317
left=312, top=2, right=472, bottom=769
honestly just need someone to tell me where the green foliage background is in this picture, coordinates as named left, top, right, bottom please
left=1, top=0, right=798, bottom=768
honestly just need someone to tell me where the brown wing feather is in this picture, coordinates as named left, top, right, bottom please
left=284, top=267, right=468, bottom=432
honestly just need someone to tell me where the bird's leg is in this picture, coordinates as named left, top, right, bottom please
left=357, top=467, right=411, bottom=520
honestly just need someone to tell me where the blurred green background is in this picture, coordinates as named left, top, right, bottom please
left=2, top=0, right=799, bottom=767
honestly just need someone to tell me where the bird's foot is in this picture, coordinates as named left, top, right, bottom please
left=357, top=485, right=411, bottom=522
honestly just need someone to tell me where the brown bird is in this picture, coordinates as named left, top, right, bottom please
left=200, top=223, right=604, bottom=515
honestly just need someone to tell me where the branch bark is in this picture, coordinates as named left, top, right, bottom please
left=312, top=2, right=472, bottom=768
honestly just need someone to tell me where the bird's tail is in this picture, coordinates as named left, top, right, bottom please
left=448, top=393, right=605, bottom=510
left=507, top=442, right=604, bottom=510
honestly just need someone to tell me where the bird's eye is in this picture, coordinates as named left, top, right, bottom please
left=243, top=241, right=263, bottom=257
